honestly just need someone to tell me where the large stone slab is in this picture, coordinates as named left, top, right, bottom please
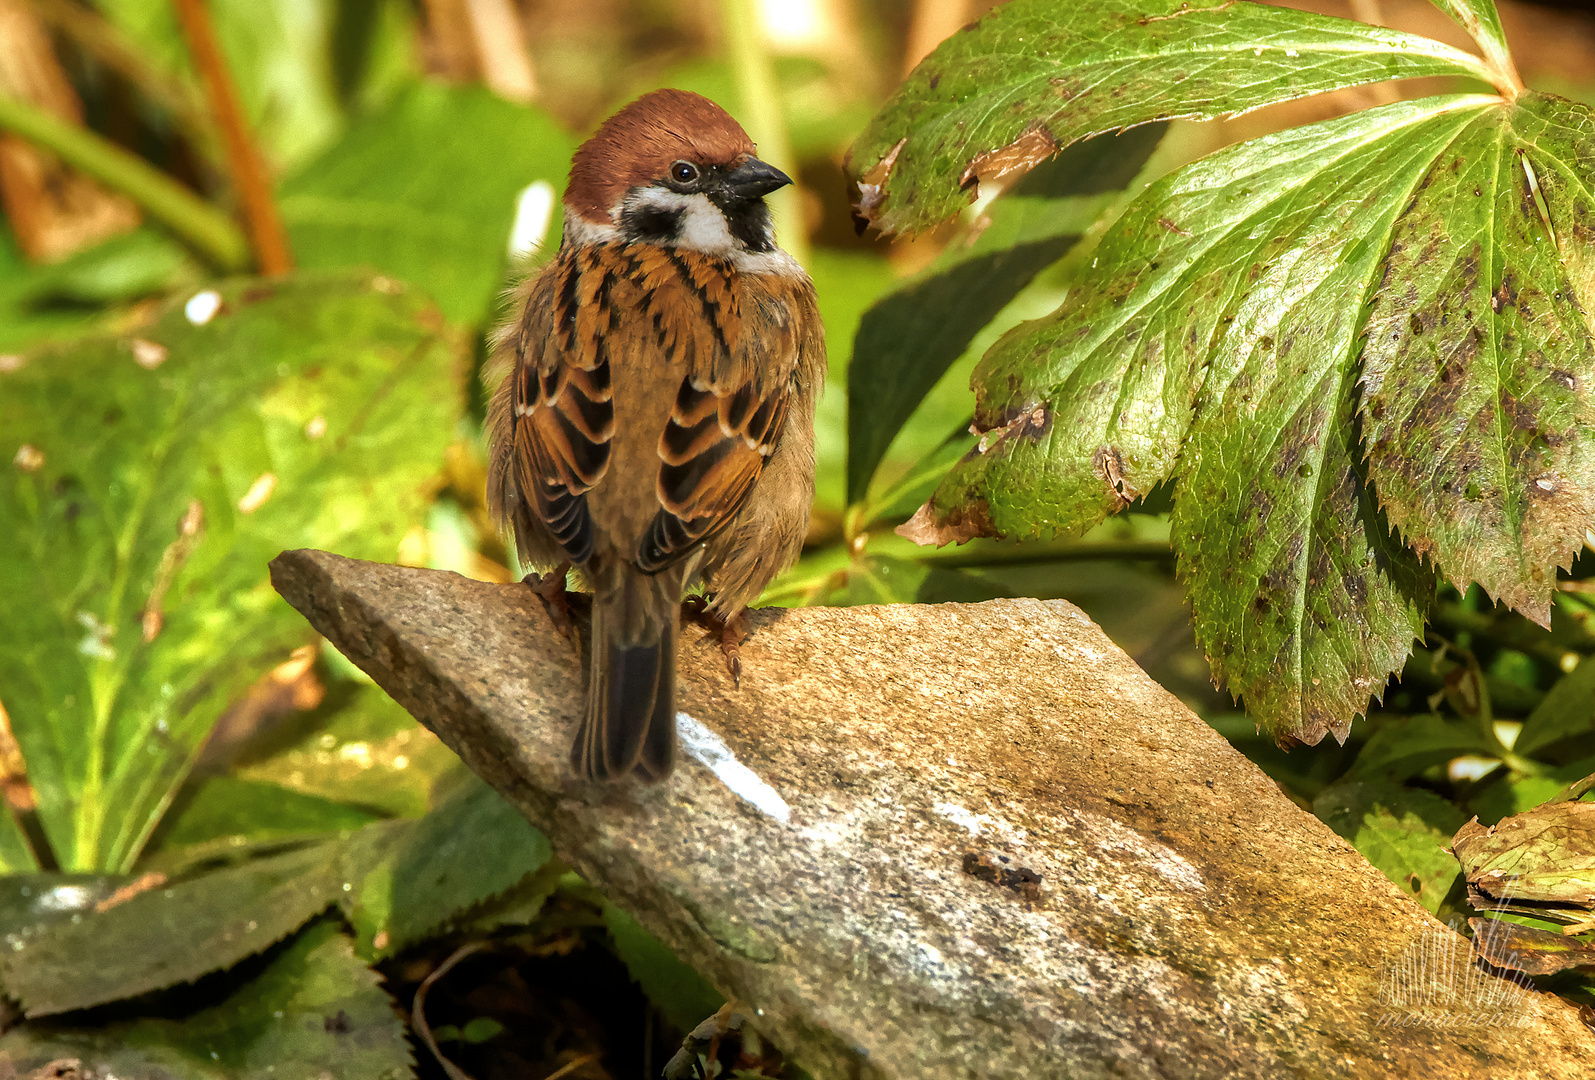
left=270, top=549, right=1592, bottom=1079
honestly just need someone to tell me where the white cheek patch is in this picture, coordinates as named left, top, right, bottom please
left=624, top=188, right=737, bottom=255
left=564, top=214, right=620, bottom=247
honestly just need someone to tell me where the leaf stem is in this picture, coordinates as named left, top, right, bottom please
left=921, top=539, right=1174, bottom=569
left=172, top=0, right=294, bottom=274
left=718, top=0, right=808, bottom=267
left=0, top=92, right=248, bottom=270
left=1480, top=43, right=1525, bottom=102
left=1553, top=772, right=1595, bottom=802
left=1448, top=5, right=1526, bottom=101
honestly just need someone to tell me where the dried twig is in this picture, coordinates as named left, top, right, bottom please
left=170, top=0, right=293, bottom=274
left=538, top=1053, right=599, bottom=1080
left=411, top=941, right=488, bottom=1080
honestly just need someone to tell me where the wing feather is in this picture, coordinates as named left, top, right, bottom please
left=510, top=247, right=616, bottom=566
left=498, top=243, right=812, bottom=577
left=638, top=376, right=790, bottom=573
left=635, top=254, right=812, bottom=573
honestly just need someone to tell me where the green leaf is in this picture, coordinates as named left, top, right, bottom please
left=865, top=428, right=978, bottom=527
left=341, top=773, right=552, bottom=958
left=1352, top=713, right=1502, bottom=781
left=0, top=272, right=459, bottom=872
left=0, top=920, right=413, bottom=1080
left=915, top=98, right=1497, bottom=739
left=235, top=681, right=461, bottom=819
left=151, top=777, right=381, bottom=855
left=1517, top=656, right=1595, bottom=759
left=95, top=0, right=349, bottom=172
left=20, top=229, right=194, bottom=307
left=904, top=87, right=1595, bottom=743
left=834, top=553, right=933, bottom=606
left=847, top=0, right=1493, bottom=235
left=910, top=97, right=1486, bottom=543
left=1174, top=374, right=1431, bottom=744
left=459, top=1016, right=506, bottom=1043
left=461, top=860, right=565, bottom=935
left=805, top=548, right=1040, bottom=608
left=1314, top=780, right=1466, bottom=914
left=756, top=542, right=854, bottom=608
left=603, top=903, right=724, bottom=1034
left=0, top=840, right=345, bottom=1016
left=0, top=226, right=103, bottom=352
left=1428, top=0, right=1512, bottom=73
left=0, top=874, right=123, bottom=943
left=0, top=801, right=37, bottom=873
left=846, top=126, right=1164, bottom=502
left=1361, top=92, right=1595, bottom=626
left=329, top=0, right=421, bottom=116
left=282, top=83, right=575, bottom=326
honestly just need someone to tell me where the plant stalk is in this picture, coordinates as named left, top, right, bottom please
left=0, top=91, right=248, bottom=269
left=719, top=0, right=808, bottom=267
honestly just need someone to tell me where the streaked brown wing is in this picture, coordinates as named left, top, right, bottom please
left=637, top=374, right=790, bottom=573
left=512, top=251, right=616, bottom=565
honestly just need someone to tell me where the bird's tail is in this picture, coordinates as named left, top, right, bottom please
left=572, top=569, right=679, bottom=781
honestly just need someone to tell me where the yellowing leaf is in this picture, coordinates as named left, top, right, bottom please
left=1453, top=797, right=1595, bottom=911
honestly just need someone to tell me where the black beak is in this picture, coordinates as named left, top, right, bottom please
left=724, top=157, right=792, bottom=199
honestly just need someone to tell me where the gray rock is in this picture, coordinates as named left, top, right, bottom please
left=270, top=549, right=1594, bottom=1079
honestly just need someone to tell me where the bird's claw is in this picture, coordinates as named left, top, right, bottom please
left=683, top=597, right=746, bottom=687
left=524, top=563, right=575, bottom=639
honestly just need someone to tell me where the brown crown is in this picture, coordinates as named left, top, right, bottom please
left=565, top=89, right=756, bottom=224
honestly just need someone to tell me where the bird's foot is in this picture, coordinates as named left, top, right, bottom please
left=523, top=562, right=575, bottom=639
left=682, top=596, right=747, bottom=687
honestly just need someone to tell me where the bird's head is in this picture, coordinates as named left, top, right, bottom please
left=564, top=89, right=792, bottom=257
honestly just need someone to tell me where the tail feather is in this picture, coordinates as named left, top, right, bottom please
left=572, top=570, right=680, bottom=781
left=599, top=642, right=664, bottom=770
left=634, top=628, right=677, bottom=781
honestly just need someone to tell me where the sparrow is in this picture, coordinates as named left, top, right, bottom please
left=486, top=89, right=825, bottom=782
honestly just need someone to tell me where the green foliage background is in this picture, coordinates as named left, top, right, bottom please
left=0, top=0, right=1593, bottom=1074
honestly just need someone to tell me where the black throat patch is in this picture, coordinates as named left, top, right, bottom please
left=720, top=199, right=775, bottom=253
left=620, top=202, right=683, bottom=245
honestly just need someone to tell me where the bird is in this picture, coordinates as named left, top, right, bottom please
left=486, top=88, right=825, bottom=782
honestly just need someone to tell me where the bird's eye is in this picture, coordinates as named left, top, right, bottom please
left=670, top=161, right=699, bottom=185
